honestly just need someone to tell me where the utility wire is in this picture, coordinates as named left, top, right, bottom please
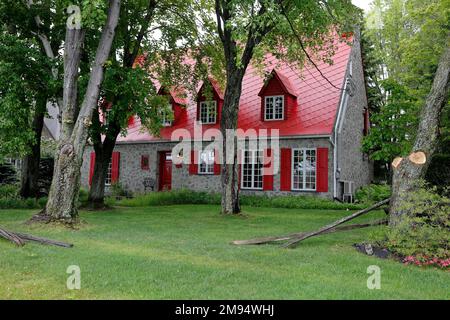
left=280, top=6, right=345, bottom=92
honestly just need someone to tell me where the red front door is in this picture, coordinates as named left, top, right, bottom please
left=159, top=151, right=172, bottom=191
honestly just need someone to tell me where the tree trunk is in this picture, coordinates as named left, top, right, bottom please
left=43, top=0, right=121, bottom=223
left=220, top=71, right=245, bottom=214
left=20, top=100, right=45, bottom=198
left=389, top=41, right=450, bottom=225
left=87, top=135, right=117, bottom=208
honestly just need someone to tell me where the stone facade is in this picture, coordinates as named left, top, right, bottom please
left=80, top=137, right=335, bottom=198
left=334, top=30, right=373, bottom=198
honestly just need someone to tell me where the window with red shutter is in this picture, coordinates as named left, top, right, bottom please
left=141, top=155, right=149, bottom=170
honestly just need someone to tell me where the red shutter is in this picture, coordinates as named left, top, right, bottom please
left=263, top=149, right=274, bottom=190
left=141, top=155, right=149, bottom=170
left=89, top=152, right=96, bottom=186
left=280, top=148, right=292, bottom=191
left=111, top=152, right=120, bottom=183
left=363, top=109, right=370, bottom=135
left=214, top=149, right=221, bottom=175
left=189, top=150, right=198, bottom=175
left=316, top=148, right=329, bottom=192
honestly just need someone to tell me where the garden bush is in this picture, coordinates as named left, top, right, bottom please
left=355, top=183, right=391, bottom=204
left=376, top=183, right=449, bottom=269
left=108, top=189, right=365, bottom=210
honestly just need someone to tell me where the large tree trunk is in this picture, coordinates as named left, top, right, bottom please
left=20, top=100, right=45, bottom=198
left=220, top=72, right=245, bottom=214
left=87, top=135, right=117, bottom=208
left=43, top=0, right=121, bottom=223
left=87, top=1, right=157, bottom=208
left=389, top=41, right=450, bottom=225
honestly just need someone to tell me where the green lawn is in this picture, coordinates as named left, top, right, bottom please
left=0, top=205, right=448, bottom=299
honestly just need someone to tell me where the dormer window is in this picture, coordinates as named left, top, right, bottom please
left=264, top=95, right=284, bottom=121
left=258, top=70, right=297, bottom=122
left=161, top=107, right=173, bottom=127
left=199, top=101, right=217, bottom=124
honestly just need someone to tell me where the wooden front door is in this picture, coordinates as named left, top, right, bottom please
left=158, top=151, right=172, bottom=191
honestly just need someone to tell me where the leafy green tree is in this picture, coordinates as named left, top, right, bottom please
left=87, top=0, right=201, bottom=208
left=363, top=0, right=450, bottom=167
left=210, top=0, right=359, bottom=213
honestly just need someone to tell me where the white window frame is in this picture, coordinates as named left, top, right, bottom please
left=161, top=106, right=173, bottom=127
left=291, top=148, right=317, bottom=191
left=105, top=160, right=113, bottom=186
left=240, top=150, right=263, bottom=190
left=198, top=150, right=214, bottom=175
left=264, top=95, right=284, bottom=121
left=199, top=101, right=217, bottom=124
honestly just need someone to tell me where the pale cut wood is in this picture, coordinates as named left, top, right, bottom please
left=392, top=157, right=403, bottom=169
left=282, top=199, right=390, bottom=248
left=232, top=219, right=388, bottom=245
left=408, top=151, right=426, bottom=165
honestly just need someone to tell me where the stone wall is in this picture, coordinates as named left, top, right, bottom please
left=335, top=30, right=373, bottom=198
left=80, top=137, right=334, bottom=198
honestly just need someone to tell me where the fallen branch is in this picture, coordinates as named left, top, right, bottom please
left=0, top=226, right=73, bottom=248
left=282, top=198, right=390, bottom=248
left=232, top=219, right=388, bottom=245
left=0, top=227, right=25, bottom=246
left=13, top=232, right=73, bottom=248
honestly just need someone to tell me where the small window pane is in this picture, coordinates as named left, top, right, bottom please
left=264, top=96, right=284, bottom=120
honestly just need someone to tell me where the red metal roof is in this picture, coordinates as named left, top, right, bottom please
left=119, top=38, right=352, bottom=143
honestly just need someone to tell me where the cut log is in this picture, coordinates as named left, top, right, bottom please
left=0, top=227, right=25, bottom=246
left=392, top=157, right=403, bottom=169
left=282, top=198, right=390, bottom=248
left=232, top=219, right=388, bottom=245
left=0, top=226, right=73, bottom=248
left=408, top=151, right=426, bottom=165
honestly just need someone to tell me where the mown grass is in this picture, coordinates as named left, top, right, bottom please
left=0, top=205, right=448, bottom=299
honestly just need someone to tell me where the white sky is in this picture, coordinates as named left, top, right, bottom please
left=352, top=0, right=373, bottom=12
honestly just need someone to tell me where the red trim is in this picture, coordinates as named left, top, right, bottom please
left=214, top=149, right=221, bottom=175
left=280, top=148, right=292, bottom=191
left=111, top=152, right=120, bottom=183
left=316, top=148, right=329, bottom=192
left=263, top=149, right=274, bottom=191
left=89, top=152, right=96, bottom=186
left=363, top=108, right=370, bottom=136
left=189, top=150, right=198, bottom=175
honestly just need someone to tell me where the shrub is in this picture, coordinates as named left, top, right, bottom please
left=355, top=183, right=391, bottom=204
left=0, top=184, right=19, bottom=198
left=109, top=189, right=365, bottom=210
left=110, top=182, right=133, bottom=199
left=378, top=183, right=449, bottom=267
